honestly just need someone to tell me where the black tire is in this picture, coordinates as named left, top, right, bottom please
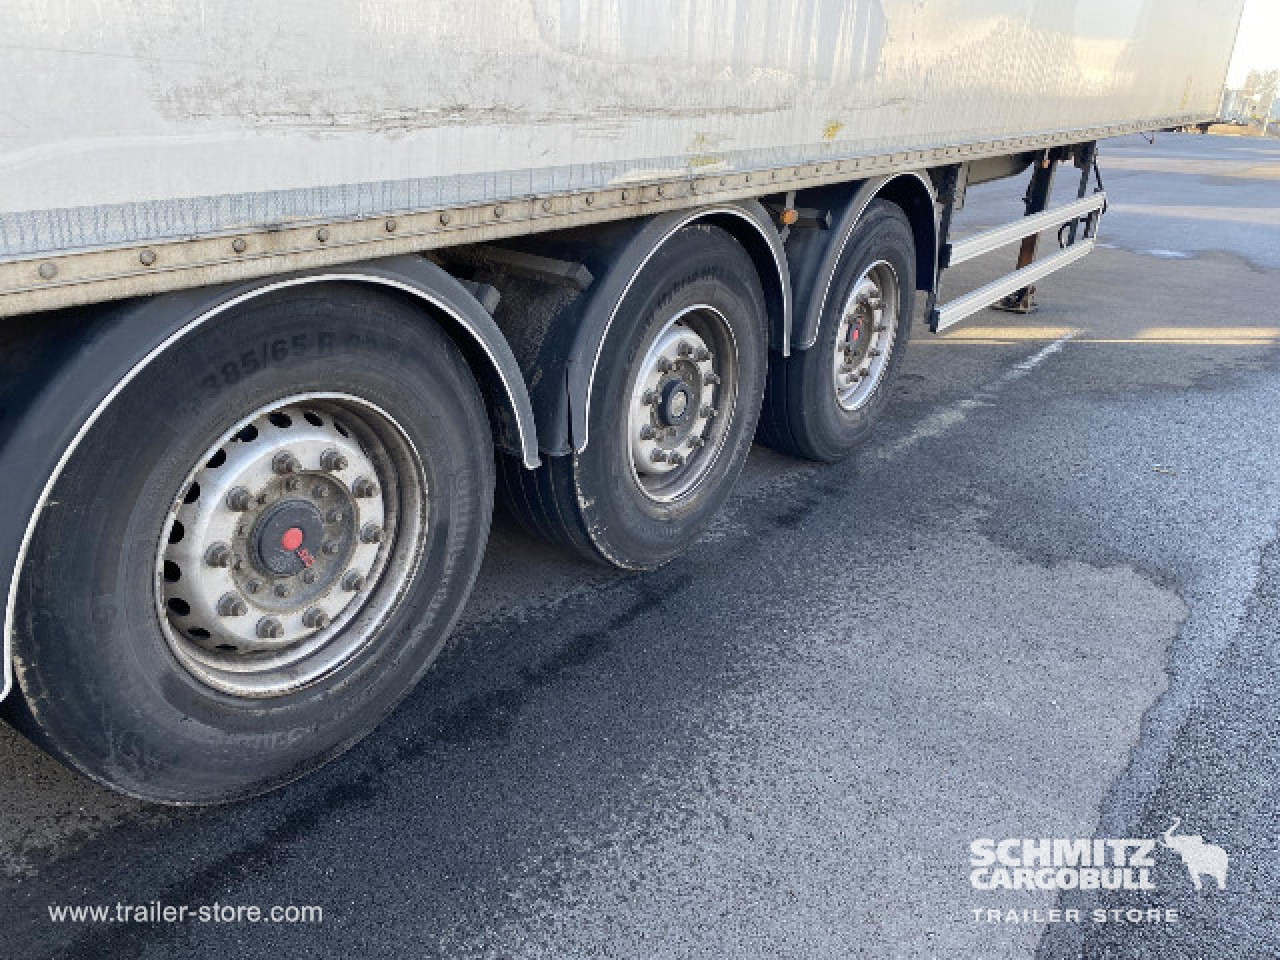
left=502, top=224, right=768, bottom=570
left=759, top=199, right=916, bottom=463
left=4, top=284, right=493, bottom=803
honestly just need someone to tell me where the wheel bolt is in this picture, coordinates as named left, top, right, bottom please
left=226, top=486, right=253, bottom=511
left=668, top=452, right=685, bottom=466
left=694, top=347, right=711, bottom=362
left=650, top=449, right=668, bottom=463
left=217, top=592, right=248, bottom=617
left=320, top=449, right=349, bottom=472
left=700, top=405, right=718, bottom=419
left=246, top=579, right=263, bottom=594
left=642, top=389, right=659, bottom=405
left=677, top=343, right=693, bottom=357
left=360, top=523, right=383, bottom=544
left=322, top=540, right=341, bottom=556
left=702, top=372, right=721, bottom=386
left=656, top=356, right=673, bottom=373
left=204, top=542, right=232, bottom=568
left=352, top=476, right=379, bottom=499
left=274, top=583, right=290, bottom=598
left=302, top=607, right=330, bottom=629
left=639, top=425, right=656, bottom=440
left=342, top=571, right=366, bottom=592
left=302, top=569, right=317, bottom=584
left=284, top=476, right=301, bottom=492
left=272, top=452, right=301, bottom=475
left=257, top=617, right=284, bottom=639
left=688, top=435, right=706, bottom=448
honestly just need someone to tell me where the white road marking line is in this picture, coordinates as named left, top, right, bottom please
left=879, top=333, right=1076, bottom=461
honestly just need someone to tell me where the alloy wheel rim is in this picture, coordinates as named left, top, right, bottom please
left=154, top=394, right=427, bottom=697
left=833, top=259, right=900, bottom=412
left=626, top=304, right=739, bottom=503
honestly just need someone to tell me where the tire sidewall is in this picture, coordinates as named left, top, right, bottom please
left=11, top=285, right=493, bottom=802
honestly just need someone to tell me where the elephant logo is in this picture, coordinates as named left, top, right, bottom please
left=1160, top=817, right=1228, bottom=891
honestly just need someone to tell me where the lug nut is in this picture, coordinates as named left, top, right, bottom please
left=320, top=449, right=349, bottom=472
left=642, top=389, right=659, bottom=405
left=274, top=583, right=290, bottom=598
left=312, top=484, right=328, bottom=498
left=360, top=523, right=383, bottom=544
left=700, top=405, right=718, bottom=419
left=352, top=476, right=379, bottom=498
left=272, top=452, right=301, bottom=475
left=284, top=476, right=300, bottom=492
left=326, top=508, right=345, bottom=523
left=226, top=486, right=253, bottom=511
left=342, top=571, right=366, bottom=592
left=677, top=343, right=693, bottom=357
left=868, top=348, right=882, bottom=357
left=257, top=617, right=284, bottom=640
left=639, top=425, right=657, bottom=440
left=650, top=449, right=668, bottom=463
left=204, top=542, right=232, bottom=568
left=246, top=579, right=263, bottom=595
left=302, top=607, right=330, bottom=629
left=693, top=347, right=711, bottom=362
left=668, top=452, right=685, bottom=466
left=702, top=372, right=721, bottom=386
left=873, top=323, right=888, bottom=332
left=322, top=540, right=341, bottom=556
left=302, top=569, right=317, bottom=584
left=217, top=592, right=248, bottom=617
left=687, top=435, right=706, bottom=449
left=656, top=356, right=673, bottom=373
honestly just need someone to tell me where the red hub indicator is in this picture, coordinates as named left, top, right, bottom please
left=280, top=527, right=304, bottom=551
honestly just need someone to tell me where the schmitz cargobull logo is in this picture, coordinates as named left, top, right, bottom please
left=970, top=816, right=1228, bottom=893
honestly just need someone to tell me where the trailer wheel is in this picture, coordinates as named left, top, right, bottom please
left=760, top=199, right=916, bottom=462
left=508, top=224, right=768, bottom=569
left=5, top=285, right=493, bottom=803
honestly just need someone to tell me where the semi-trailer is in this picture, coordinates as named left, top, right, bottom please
left=0, top=0, right=1244, bottom=801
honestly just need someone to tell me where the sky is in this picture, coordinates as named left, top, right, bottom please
left=1227, top=0, right=1280, bottom=86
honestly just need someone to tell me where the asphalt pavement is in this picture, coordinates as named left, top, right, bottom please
left=2, top=133, right=1277, bottom=959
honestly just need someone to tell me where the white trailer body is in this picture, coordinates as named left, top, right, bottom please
left=1, top=0, right=1243, bottom=314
